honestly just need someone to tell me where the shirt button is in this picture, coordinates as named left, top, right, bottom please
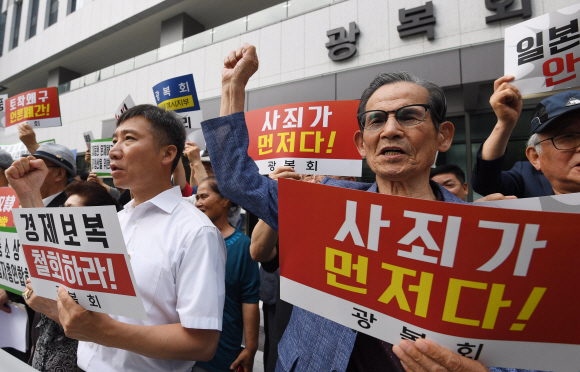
left=132, top=221, right=136, bottom=225
left=89, top=343, right=94, bottom=349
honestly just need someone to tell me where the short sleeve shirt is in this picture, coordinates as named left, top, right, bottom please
left=77, top=187, right=227, bottom=372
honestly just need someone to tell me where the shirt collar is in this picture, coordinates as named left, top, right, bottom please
left=122, top=186, right=183, bottom=214
left=366, top=180, right=470, bottom=204
left=43, top=191, right=62, bottom=207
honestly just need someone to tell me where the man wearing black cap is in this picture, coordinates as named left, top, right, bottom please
left=472, top=76, right=580, bottom=197
left=32, top=142, right=77, bottom=207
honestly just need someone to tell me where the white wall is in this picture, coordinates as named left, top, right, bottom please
left=0, top=0, right=169, bottom=82
left=1, top=0, right=576, bottom=152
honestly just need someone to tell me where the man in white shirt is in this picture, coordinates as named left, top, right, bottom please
left=52, top=104, right=226, bottom=371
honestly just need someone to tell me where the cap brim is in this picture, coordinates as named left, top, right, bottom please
left=34, top=154, right=75, bottom=177
left=535, top=105, right=580, bottom=133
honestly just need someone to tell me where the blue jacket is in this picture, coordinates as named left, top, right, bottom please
left=471, top=144, right=553, bottom=198
left=202, top=112, right=539, bottom=372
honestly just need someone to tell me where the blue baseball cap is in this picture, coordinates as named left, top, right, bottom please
left=530, top=90, right=580, bottom=133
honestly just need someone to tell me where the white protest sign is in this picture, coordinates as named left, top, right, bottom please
left=187, top=129, right=206, bottom=151
left=0, top=227, right=28, bottom=294
left=12, top=206, right=147, bottom=320
left=478, top=192, right=580, bottom=213
left=0, top=94, right=7, bottom=128
left=82, top=131, right=94, bottom=150
left=90, top=139, right=113, bottom=176
left=0, top=139, right=55, bottom=161
left=505, top=4, right=580, bottom=97
left=0, top=304, right=28, bottom=353
left=114, top=95, right=135, bottom=120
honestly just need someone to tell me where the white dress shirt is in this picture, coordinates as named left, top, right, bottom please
left=77, top=186, right=226, bottom=372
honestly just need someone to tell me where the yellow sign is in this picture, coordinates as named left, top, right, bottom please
left=157, top=95, right=195, bottom=111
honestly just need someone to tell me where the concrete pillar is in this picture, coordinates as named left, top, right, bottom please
left=160, top=13, right=204, bottom=47
left=47, top=66, right=80, bottom=87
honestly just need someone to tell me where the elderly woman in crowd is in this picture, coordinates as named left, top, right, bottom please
left=192, top=177, right=260, bottom=372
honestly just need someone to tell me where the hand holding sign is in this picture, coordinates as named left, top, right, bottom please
left=57, top=286, right=113, bottom=343
left=394, top=339, right=490, bottom=372
left=17, top=122, right=39, bottom=154
left=0, top=289, right=10, bottom=313
left=23, top=279, right=59, bottom=324
left=490, top=76, right=523, bottom=129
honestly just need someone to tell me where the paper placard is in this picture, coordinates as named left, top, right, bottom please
left=279, top=179, right=580, bottom=371
left=90, top=139, right=113, bottom=176
left=245, top=100, right=362, bottom=176
left=505, top=4, right=580, bottom=97
left=0, top=226, right=28, bottom=295
left=153, top=74, right=203, bottom=135
left=4, top=88, right=62, bottom=135
left=12, top=206, right=147, bottom=319
left=114, top=95, right=135, bottom=120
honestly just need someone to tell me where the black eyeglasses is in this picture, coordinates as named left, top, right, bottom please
left=357, top=104, right=430, bottom=131
left=535, top=132, right=580, bottom=150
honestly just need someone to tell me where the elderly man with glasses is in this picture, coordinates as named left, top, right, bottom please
left=472, top=77, right=580, bottom=197
left=201, top=43, right=540, bottom=372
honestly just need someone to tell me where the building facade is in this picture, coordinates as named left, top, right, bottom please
left=0, top=0, right=576, bottom=200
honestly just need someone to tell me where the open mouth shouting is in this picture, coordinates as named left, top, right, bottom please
left=380, top=146, right=407, bottom=157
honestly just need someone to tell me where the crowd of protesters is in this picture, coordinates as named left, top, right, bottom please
left=0, top=41, right=579, bottom=372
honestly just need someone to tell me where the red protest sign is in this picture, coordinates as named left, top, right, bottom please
left=245, top=100, right=362, bottom=176
left=23, top=245, right=135, bottom=296
left=5, top=87, right=61, bottom=135
left=0, top=188, right=19, bottom=228
left=278, top=179, right=580, bottom=371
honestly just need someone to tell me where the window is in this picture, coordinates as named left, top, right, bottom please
left=0, top=0, right=6, bottom=56
left=67, top=0, right=82, bottom=15
left=48, top=0, right=58, bottom=27
left=11, top=0, right=22, bottom=49
left=28, top=0, right=40, bottom=39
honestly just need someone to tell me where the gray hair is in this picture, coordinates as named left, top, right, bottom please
left=528, top=133, right=542, bottom=154
left=357, top=71, right=447, bottom=131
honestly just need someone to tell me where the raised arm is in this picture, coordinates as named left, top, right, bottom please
left=184, top=142, right=208, bottom=186
left=202, top=43, right=281, bottom=230
left=220, top=43, right=259, bottom=116
left=18, top=122, right=40, bottom=154
left=481, top=76, right=523, bottom=161
left=5, top=156, right=48, bottom=208
left=172, top=156, right=188, bottom=191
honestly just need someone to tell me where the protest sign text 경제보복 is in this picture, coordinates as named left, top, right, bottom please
left=12, top=206, right=147, bottom=320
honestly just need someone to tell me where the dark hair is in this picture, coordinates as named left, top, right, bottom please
left=430, top=164, right=465, bottom=184
left=199, top=177, right=238, bottom=209
left=76, top=169, right=90, bottom=181
left=357, top=71, right=447, bottom=132
left=116, top=104, right=185, bottom=172
left=65, top=181, right=122, bottom=211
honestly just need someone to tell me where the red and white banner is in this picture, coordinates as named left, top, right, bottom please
left=278, top=179, right=580, bottom=371
left=245, top=100, right=362, bottom=176
left=12, top=206, right=146, bottom=320
left=0, top=188, right=19, bottom=228
left=4, top=87, right=61, bottom=135
left=505, top=4, right=580, bottom=97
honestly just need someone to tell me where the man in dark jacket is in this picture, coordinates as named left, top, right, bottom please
left=471, top=76, right=580, bottom=197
